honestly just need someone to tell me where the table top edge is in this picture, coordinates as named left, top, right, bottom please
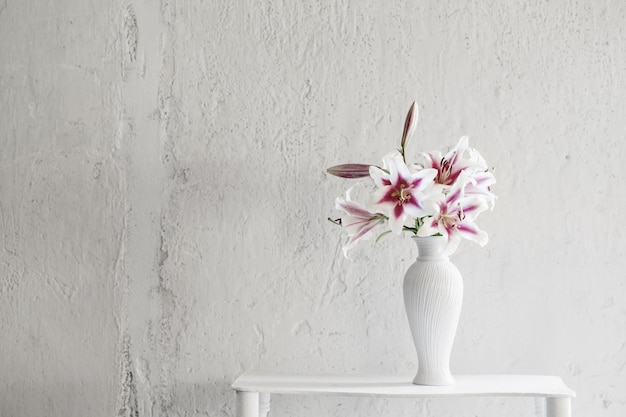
left=231, top=373, right=575, bottom=398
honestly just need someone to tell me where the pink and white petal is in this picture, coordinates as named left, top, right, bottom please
left=387, top=207, right=406, bottom=235
left=467, top=147, right=489, bottom=170
left=417, top=151, right=442, bottom=170
left=447, top=136, right=469, bottom=159
left=342, top=216, right=371, bottom=236
left=445, top=186, right=465, bottom=207
left=369, top=166, right=389, bottom=187
left=346, top=219, right=378, bottom=242
left=412, top=168, right=438, bottom=191
left=403, top=198, right=430, bottom=218
left=465, top=172, right=497, bottom=209
left=419, top=195, right=443, bottom=217
left=459, top=196, right=490, bottom=220
left=455, top=221, right=489, bottom=246
left=395, top=155, right=414, bottom=180
left=441, top=137, right=469, bottom=174
left=445, top=170, right=471, bottom=203
left=467, top=171, right=496, bottom=190
left=370, top=186, right=397, bottom=214
left=345, top=183, right=381, bottom=208
left=480, top=192, right=497, bottom=210
left=342, top=229, right=373, bottom=258
left=335, top=198, right=373, bottom=218
left=341, top=218, right=384, bottom=258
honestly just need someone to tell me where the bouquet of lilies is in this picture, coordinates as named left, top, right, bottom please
left=327, top=102, right=496, bottom=257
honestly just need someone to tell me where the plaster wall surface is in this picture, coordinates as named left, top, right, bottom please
left=1, top=1, right=625, bottom=416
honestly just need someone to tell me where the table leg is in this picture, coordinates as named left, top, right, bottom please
left=259, top=393, right=271, bottom=417
left=236, top=391, right=259, bottom=417
left=534, top=397, right=546, bottom=417
left=546, top=397, right=571, bottom=417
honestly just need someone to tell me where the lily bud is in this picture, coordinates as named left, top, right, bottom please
left=400, top=101, right=419, bottom=150
left=326, top=163, right=372, bottom=178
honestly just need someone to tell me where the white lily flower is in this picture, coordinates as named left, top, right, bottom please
left=326, top=103, right=496, bottom=256
left=418, top=136, right=489, bottom=187
left=417, top=173, right=490, bottom=254
left=369, top=153, right=437, bottom=235
left=335, top=185, right=386, bottom=257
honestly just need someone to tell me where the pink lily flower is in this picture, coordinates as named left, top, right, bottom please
left=417, top=173, right=489, bottom=254
left=418, top=136, right=485, bottom=187
left=370, top=154, right=437, bottom=235
left=418, top=136, right=496, bottom=208
left=464, top=170, right=497, bottom=209
left=335, top=192, right=386, bottom=257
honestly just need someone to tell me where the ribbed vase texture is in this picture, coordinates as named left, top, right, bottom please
left=403, top=236, right=463, bottom=386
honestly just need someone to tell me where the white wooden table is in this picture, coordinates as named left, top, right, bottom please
left=232, top=373, right=575, bottom=417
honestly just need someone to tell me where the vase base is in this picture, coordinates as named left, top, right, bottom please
left=412, top=373, right=455, bottom=386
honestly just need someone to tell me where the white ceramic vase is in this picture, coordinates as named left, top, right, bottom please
left=403, top=236, right=463, bottom=386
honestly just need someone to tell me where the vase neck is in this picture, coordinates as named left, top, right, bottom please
left=413, top=236, right=449, bottom=260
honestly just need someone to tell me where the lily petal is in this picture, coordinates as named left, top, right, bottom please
left=456, top=221, right=488, bottom=246
left=335, top=196, right=386, bottom=257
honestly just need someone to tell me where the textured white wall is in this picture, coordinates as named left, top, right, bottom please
left=1, top=1, right=625, bottom=416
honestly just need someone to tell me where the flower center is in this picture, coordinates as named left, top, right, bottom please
left=440, top=203, right=465, bottom=229
left=437, top=153, right=458, bottom=185
left=391, top=183, right=413, bottom=205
